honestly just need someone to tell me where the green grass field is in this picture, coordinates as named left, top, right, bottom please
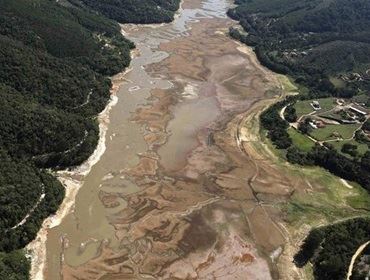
left=288, top=128, right=315, bottom=152
left=277, top=74, right=298, bottom=93
left=294, top=97, right=336, bottom=118
left=329, top=139, right=369, bottom=157
left=330, top=76, right=346, bottom=89
left=319, top=111, right=343, bottom=122
left=309, top=123, right=361, bottom=141
left=258, top=116, right=370, bottom=226
left=284, top=167, right=370, bottom=226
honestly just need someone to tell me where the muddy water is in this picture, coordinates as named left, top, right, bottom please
left=43, top=0, right=302, bottom=279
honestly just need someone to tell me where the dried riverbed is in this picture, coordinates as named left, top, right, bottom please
left=39, top=0, right=323, bottom=279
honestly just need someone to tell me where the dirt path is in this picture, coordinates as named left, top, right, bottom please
left=10, top=185, right=45, bottom=230
left=346, top=240, right=370, bottom=280
left=280, top=105, right=287, bottom=121
left=237, top=87, right=308, bottom=280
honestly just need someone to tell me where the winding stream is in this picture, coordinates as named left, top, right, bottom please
left=40, top=0, right=303, bottom=279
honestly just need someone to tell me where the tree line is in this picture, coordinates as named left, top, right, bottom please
left=294, top=217, right=370, bottom=280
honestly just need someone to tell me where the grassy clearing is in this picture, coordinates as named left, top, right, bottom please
left=288, top=128, right=315, bottom=152
left=253, top=85, right=370, bottom=235
left=319, top=111, right=343, bottom=122
left=294, top=97, right=336, bottom=118
left=329, top=76, right=346, bottom=89
left=260, top=119, right=370, bottom=231
left=303, top=263, right=315, bottom=280
left=346, top=184, right=370, bottom=210
left=294, top=100, right=315, bottom=117
left=309, top=123, right=360, bottom=141
left=329, top=139, right=369, bottom=156
left=277, top=74, right=298, bottom=93
left=283, top=167, right=370, bottom=227
left=258, top=129, right=370, bottom=221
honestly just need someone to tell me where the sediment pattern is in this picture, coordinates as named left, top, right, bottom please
left=44, top=1, right=314, bottom=279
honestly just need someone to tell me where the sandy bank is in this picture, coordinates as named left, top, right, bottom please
left=26, top=59, right=132, bottom=280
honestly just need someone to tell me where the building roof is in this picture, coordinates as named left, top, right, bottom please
left=349, top=105, right=368, bottom=115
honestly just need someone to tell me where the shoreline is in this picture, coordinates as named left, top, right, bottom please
left=26, top=54, right=133, bottom=280
left=28, top=7, right=183, bottom=276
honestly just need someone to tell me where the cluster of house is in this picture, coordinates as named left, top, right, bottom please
left=305, top=99, right=369, bottom=130
left=310, top=100, right=321, bottom=111
left=308, top=119, right=325, bottom=129
left=339, top=73, right=364, bottom=82
left=282, top=49, right=309, bottom=59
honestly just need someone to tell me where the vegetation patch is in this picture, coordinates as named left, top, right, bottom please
left=0, top=250, right=30, bottom=280
left=309, top=124, right=361, bottom=141
left=329, top=140, right=369, bottom=158
left=294, top=98, right=335, bottom=119
left=288, top=128, right=315, bottom=152
left=294, top=217, right=370, bottom=280
left=78, top=0, right=181, bottom=24
left=352, top=94, right=370, bottom=108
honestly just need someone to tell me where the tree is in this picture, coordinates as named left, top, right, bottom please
left=284, top=105, right=297, bottom=123
left=361, top=151, right=370, bottom=169
left=341, top=143, right=358, bottom=157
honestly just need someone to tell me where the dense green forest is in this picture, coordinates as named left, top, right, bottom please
left=294, top=218, right=370, bottom=280
left=229, top=0, right=370, bottom=98
left=78, top=0, right=181, bottom=24
left=0, top=250, right=30, bottom=280
left=229, top=0, right=370, bottom=279
left=351, top=243, right=370, bottom=280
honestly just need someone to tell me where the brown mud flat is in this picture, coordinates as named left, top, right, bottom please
left=62, top=17, right=299, bottom=280
left=44, top=1, right=325, bottom=279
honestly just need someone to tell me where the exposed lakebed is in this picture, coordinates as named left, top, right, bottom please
left=41, top=0, right=308, bottom=279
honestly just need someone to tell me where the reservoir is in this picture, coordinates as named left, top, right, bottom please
left=42, top=0, right=297, bottom=278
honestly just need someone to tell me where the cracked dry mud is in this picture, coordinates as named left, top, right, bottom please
left=44, top=0, right=312, bottom=279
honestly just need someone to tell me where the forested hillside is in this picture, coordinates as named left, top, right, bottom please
left=229, top=0, right=370, bottom=97
left=294, top=218, right=370, bottom=280
left=0, top=0, right=136, bottom=278
left=76, top=0, right=181, bottom=24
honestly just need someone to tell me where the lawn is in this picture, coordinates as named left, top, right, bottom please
left=329, top=139, right=369, bottom=157
left=329, top=76, right=346, bottom=89
left=309, top=123, right=361, bottom=141
left=294, top=97, right=336, bottom=118
left=288, top=128, right=315, bottom=152
left=277, top=75, right=298, bottom=93
left=319, top=111, right=343, bottom=122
